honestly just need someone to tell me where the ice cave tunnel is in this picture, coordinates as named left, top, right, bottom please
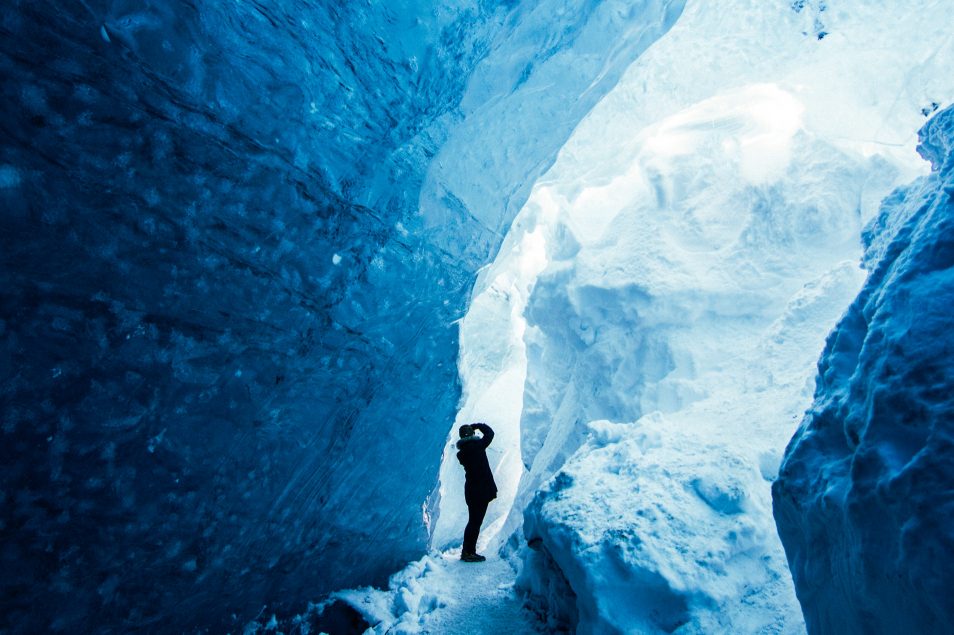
left=2, top=1, right=953, bottom=634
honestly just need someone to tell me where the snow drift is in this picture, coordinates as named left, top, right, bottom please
left=773, top=104, right=954, bottom=635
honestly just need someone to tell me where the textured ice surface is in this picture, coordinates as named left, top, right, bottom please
left=0, top=0, right=683, bottom=631
left=434, top=1, right=954, bottom=633
left=5, top=0, right=953, bottom=631
left=773, top=105, right=954, bottom=635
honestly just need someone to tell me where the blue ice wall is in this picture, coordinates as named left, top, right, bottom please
left=773, top=105, right=954, bottom=634
left=0, top=0, right=684, bottom=632
left=0, top=3, right=485, bottom=632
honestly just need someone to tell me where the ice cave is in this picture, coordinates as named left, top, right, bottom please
left=2, top=1, right=953, bottom=633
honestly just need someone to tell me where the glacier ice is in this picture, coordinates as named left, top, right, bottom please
left=773, top=104, right=954, bottom=635
left=4, top=0, right=954, bottom=632
left=0, top=0, right=685, bottom=632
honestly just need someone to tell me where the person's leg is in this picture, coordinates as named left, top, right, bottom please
left=462, top=498, right=490, bottom=554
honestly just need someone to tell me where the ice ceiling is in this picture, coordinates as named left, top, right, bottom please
left=2, top=0, right=952, bottom=633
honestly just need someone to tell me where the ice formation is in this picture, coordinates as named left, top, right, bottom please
left=1, top=0, right=683, bottom=632
left=773, top=105, right=954, bottom=635
left=3, top=0, right=953, bottom=633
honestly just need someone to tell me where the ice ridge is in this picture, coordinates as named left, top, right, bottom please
left=773, top=104, right=954, bottom=635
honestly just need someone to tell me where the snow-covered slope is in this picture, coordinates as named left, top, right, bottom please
left=773, top=105, right=954, bottom=635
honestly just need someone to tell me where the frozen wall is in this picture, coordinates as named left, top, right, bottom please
left=773, top=105, right=954, bottom=635
left=445, top=1, right=953, bottom=633
left=1, top=3, right=480, bottom=631
left=0, top=0, right=685, bottom=632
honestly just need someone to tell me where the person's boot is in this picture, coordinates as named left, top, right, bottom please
left=460, top=551, right=486, bottom=562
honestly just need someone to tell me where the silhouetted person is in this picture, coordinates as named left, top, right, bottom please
left=457, top=422, right=498, bottom=562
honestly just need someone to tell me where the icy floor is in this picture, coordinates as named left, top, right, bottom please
left=335, top=551, right=542, bottom=635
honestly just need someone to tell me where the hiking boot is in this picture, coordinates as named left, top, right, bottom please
left=460, top=552, right=486, bottom=562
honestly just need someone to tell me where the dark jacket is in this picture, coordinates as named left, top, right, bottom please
left=456, top=423, right=498, bottom=504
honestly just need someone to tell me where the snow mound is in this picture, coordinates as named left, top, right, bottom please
left=773, top=105, right=954, bottom=634
left=508, top=77, right=893, bottom=635
left=521, top=412, right=805, bottom=634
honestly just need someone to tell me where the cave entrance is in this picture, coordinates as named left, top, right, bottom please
left=429, top=214, right=551, bottom=553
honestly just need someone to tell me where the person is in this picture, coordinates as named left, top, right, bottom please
left=456, top=422, right=498, bottom=562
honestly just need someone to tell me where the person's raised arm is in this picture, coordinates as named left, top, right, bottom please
left=473, top=422, right=494, bottom=448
